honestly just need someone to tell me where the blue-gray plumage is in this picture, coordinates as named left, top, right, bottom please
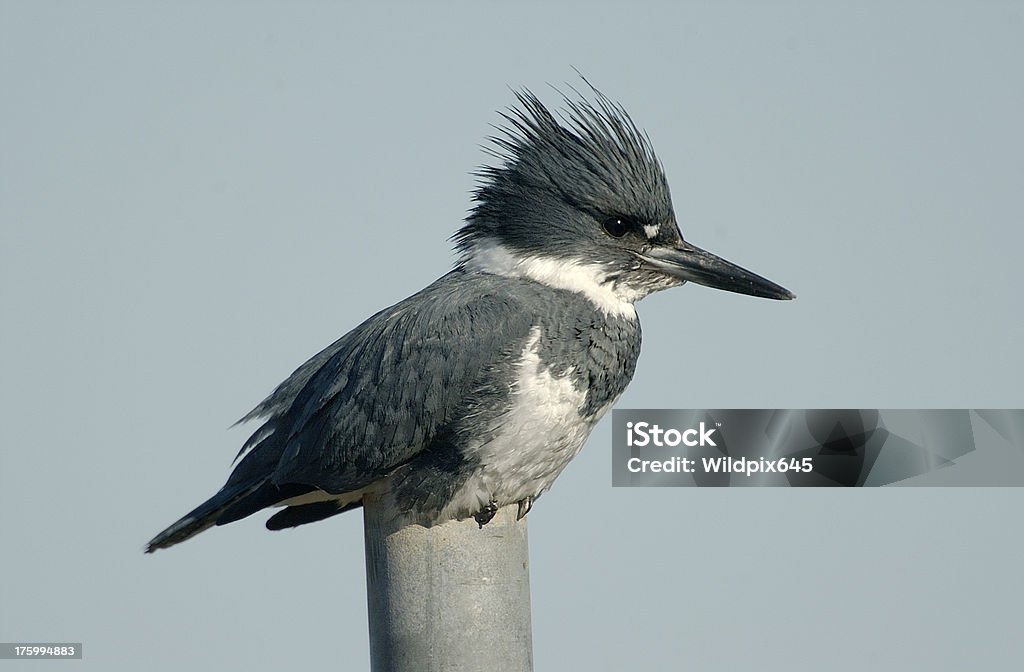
left=146, top=83, right=793, bottom=552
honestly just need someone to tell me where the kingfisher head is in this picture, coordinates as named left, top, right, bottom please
left=454, top=84, right=794, bottom=317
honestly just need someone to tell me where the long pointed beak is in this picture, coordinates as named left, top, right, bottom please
left=639, top=241, right=795, bottom=300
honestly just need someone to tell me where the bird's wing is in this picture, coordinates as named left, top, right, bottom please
left=238, top=270, right=535, bottom=495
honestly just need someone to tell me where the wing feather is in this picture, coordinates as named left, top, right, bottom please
left=238, top=270, right=534, bottom=494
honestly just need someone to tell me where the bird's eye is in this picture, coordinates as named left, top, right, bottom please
left=602, top=216, right=631, bottom=238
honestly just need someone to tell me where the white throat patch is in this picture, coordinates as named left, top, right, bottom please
left=463, top=241, right=638, bottom=320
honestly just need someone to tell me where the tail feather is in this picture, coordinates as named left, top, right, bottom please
left=265, top=500, right=362, bottom=530
left=145, top=481, right=264, bottom=553
left=217, top=482, right=315, bottom=525
left=147, top=420, right=292, bottom=553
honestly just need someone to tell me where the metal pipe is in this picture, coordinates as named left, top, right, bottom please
left=363, top=500, right=533, bottom=672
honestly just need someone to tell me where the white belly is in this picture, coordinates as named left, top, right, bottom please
left=441, top=326, right=612, bottom=520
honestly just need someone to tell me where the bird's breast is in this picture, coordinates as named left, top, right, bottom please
left=441, top=316, right=640, bottom=519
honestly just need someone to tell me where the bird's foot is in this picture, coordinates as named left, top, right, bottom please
left=474, top=499, right=500, bottom=528
left=516, top=496, right=534, bottom=521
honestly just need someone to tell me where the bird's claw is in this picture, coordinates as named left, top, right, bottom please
left=516, top=496, right=534, bottom=520
left=474, top=499, right=500, bottom=528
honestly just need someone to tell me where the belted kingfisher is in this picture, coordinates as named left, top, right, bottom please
left=146, top=84, right=793, bottom=552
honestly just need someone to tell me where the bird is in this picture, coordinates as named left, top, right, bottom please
left=146, top=82, right=794, bottom=552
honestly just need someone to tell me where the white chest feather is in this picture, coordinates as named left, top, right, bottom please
left=442, top=327, right=613, bottom=520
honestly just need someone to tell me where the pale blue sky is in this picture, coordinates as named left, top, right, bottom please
left=2, top=2, right=1022, bottom=670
